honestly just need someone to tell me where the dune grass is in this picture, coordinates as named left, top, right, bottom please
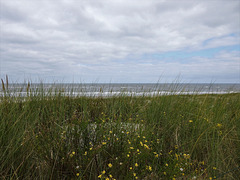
left=0, top=80, right=240, bottom=179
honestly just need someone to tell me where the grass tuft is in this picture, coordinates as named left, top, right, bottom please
left=0, top=82, right=239, bottom=179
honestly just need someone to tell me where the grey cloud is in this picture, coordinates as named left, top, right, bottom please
left=0, top=2, right=27, bottom=22
left=0, top=0, right=239, bottom=82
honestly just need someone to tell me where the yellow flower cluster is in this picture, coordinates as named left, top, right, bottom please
left=146, top=165, right=152, bottom=171
left=65, top=113, right=217, bottom=180
left=98, top=170, right=116, bottom=180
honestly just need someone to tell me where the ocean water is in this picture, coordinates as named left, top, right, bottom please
left=1, top=83, right=240, bottom=97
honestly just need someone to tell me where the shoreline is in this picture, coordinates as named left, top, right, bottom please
left=1, top=91, right=240, bottom=98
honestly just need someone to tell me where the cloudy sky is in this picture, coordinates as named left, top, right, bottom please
left=0, top=0, right=239, bottom=83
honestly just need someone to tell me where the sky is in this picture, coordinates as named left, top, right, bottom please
left=0, top=0, right=240, bottom=83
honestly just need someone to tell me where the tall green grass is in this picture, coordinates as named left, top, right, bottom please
left=0, top=79, right=239, bottom=179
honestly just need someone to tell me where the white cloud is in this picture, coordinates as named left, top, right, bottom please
left=0, top=0, right=239, bottom=82
left=202, top=35, right=240, bottom=49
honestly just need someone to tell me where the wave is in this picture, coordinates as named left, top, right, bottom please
left=0, top=90, right=238, bottom=98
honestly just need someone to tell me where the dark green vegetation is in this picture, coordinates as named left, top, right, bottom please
left=0, top=84, right=239, bottom=179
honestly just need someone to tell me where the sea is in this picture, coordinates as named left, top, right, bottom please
left=1, top=83, right=240, bottom=97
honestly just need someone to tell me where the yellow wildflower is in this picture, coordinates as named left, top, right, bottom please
left=189, top=120, right=193, bottom=123
left=148, top=166, right=152, bottom=171
left=183, top=153, right=190, bottom=159
left=217, top=123, right=222, bottom=127
left=144, top=144, right=150, bottom=149
left=135, top=163, right=138, bottom=167
left=108, top=163, right=112, bottom=168
left=175, top=153, right=178, bottom=160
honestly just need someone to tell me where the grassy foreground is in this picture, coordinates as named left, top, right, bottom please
left=0, top=83, right=240, bottom=179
